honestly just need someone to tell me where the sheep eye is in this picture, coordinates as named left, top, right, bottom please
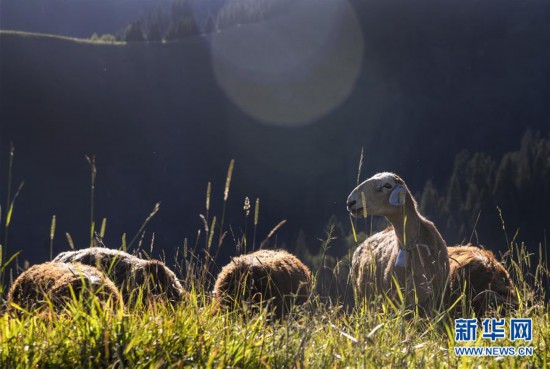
left=383, top=183, right=393, bottom=190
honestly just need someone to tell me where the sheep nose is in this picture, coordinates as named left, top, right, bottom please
left=347, top=200, right=356, bottom=210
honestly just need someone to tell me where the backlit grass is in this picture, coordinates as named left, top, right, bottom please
left=0, top=158, right=548, bottom=368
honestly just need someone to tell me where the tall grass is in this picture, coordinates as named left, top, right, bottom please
left=1, top=143, right=23, bottom=294
left=0, top=157, right=548, bottom=368
left=1, top=235, right=547, bottom=367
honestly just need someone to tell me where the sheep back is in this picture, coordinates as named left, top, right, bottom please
left=54, top=247, right=183, bottom=303
left=7, top=262, right=123, bottom=313
left=214, top=249, right=312, bottom=315
left=448, top=245, right=518, bottom=316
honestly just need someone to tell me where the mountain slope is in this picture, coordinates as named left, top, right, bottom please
left=1, top=0, right=550, bottom=265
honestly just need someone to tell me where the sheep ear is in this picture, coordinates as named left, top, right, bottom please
left=389, top=185, right=405, bottom=206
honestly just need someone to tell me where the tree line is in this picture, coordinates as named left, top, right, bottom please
left=419, top=129, right=550, bottom=249
left=119, top=0, right=295, bottom=42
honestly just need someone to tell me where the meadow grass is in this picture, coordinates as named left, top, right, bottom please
left=0, top=249, right=547, bottom=369
left=0, top=158, right=548, bottom=368
left=1, top=222, right=548, bottom=368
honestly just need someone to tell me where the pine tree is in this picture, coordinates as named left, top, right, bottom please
left=123, top=21, right=146, bottom=42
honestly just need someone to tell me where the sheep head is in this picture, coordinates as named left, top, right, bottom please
left=347, top=172, right=408, bottom=218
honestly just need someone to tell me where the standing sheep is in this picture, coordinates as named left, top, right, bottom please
left=448, top=245, right=518, bottom=316
left=7, top=262, right=123, bottom=313
left=346, top=172, right=449, bottom=314
left=213, top=249, right=312, bottom=315
left=53, top=247, right=184, bottom=304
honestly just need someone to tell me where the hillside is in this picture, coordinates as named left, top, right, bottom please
left=0, top=0, right=165, bottom=38
left=2, top=0, right=550, bottom=266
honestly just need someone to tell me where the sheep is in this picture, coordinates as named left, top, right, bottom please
left=53, top=246, right=184, bottom=304
left=448, top=245, right=518, bottom=316
left=7, top=262, right=123, bottom=313
left=346, top=172, right=449, bottom=314
left=213, top=249, right=312, bottom=316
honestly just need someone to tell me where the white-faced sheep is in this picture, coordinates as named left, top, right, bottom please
left=213, top=249, right=312, bottom=316
left=7, top=262, right=123, bottom=313
left=53, top=247, right=184, bottom=304
left=448, top=245, right=518, bottom=316
left=346, top=172, right=449, bottom=314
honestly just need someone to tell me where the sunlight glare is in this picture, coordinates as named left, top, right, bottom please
left=210, top=0, right=364, bottom=126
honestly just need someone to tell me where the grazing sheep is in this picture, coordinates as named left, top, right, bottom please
left=346, top=172, right=449, bottom=314
left=53, top=247, right=184, bottom=303
left=213, top=249, right=312, bottom=315
left=448, top=245, right=518, bottom=316
left=7, top=262, right=123, bottom=313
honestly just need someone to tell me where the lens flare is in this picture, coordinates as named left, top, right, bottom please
left=210, top=0, right=364, bottom=126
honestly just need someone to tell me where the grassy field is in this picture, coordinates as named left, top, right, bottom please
left=1, top=224, right=548, bottom=368
left=0, top=160, right=548, bottom=368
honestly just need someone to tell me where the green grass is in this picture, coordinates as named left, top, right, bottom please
left=0, top=159, right=548, bottom=368
left=0, top=237, right=548, bottom=368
